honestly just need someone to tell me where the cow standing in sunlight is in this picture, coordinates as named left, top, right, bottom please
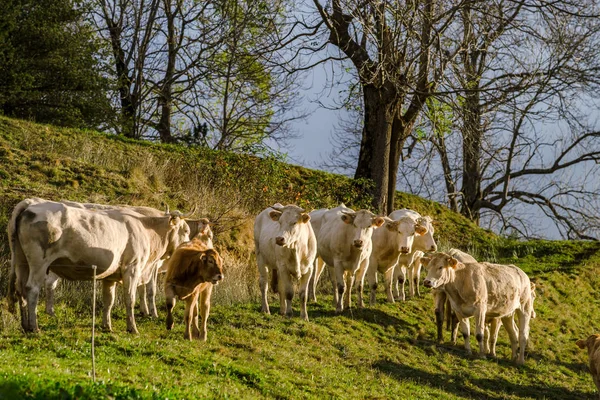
left=254, top=204, right=316, bottom=320
left=421, top=252, right=534, bottom=365
left=314, top=204, right=385, bottom=312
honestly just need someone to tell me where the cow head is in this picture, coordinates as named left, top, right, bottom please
left=269, top=204, right=311, bottom=247
left=385, top=216, right=428, bottom=254
left=421, top=253, right=464, bottom=289
left=414, top=216, right=437, bottom=252
left=196, top=248, right=224, bottom=285
left=187, top=218, right=214, bottom=247
left=340, top=209, right=385, bottom=249
left=576, top=334, right=600, bottom=356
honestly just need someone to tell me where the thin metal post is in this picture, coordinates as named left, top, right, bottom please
left=91, top=265, right=97, bottom=382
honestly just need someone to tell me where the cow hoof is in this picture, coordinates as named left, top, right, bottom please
left=127, top=328, right=139, bottom=335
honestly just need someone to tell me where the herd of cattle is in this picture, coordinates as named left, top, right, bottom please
left=4, top=198, right=600, bottom=387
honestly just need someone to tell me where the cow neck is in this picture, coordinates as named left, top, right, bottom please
left=139, top=217, right=171, bottom=259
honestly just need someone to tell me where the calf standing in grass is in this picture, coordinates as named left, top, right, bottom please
left=422, top=252, right=534, bottom=365
left=576, top=334, right=600, bottom=399
left=254, top=204, right=316, bottom=320
left=165, top=242, right=224, bottom=341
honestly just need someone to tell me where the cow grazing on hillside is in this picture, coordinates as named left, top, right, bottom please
left=8, top=198, right=190, bottom=334
left=164, top=241, right=223, bottom=341
left=576, top=334, right=600, bottom=399
left=366, top=216, right=428, bottom=305
left=421, top=253, right=534, bottom=365
left=254, top=204, right=316, bottom=320
left=315, top=204, right=385, bottom=312
left=388, top=209, right=437, bottom=300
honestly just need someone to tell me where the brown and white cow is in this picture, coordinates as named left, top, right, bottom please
left=8, top=198, right=190, bottom=334
left=164, top=241, right=224, bottom=341
left=576, top=334, right=600, bottom=399
left=315, top=204, right=385, bottom=312
left=388, top=209, right=437, bottom=300
left=421, top=252, right=534, bottom=365
left=254, top=204, right=316, bottom=320
left=365, top=216, right=428, bottom=305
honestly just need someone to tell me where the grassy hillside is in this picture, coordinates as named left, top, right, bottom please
left=1, top=116, right=599, bottom=399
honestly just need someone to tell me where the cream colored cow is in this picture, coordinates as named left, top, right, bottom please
left=422, top=252, right=534, bottom=365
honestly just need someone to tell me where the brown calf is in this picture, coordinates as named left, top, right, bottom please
left=576, top=334, right=600, bottom=399
left=165, top=242, right=224, bottom=341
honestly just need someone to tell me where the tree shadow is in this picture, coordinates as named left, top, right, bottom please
left=372, top=359, right=594, bottom=400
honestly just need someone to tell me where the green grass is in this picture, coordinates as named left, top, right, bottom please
left=1, top=116, right=599, bottom=398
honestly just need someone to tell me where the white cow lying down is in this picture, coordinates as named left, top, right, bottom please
left=422, top=252, right=534, bottom=365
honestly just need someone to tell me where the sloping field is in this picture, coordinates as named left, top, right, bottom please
left=0, top=117, right=599, bottom=399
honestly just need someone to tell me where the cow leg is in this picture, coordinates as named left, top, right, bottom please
left=344, top=271, right=355, bottom=310
left=488, top=318, right=502, bottom=357
left=122, top=272, right=140, bottom=334
left=413, top=257, right=422, bottom=297
left=433, top=290, right=446, bottom=343
left=516, top=308, right=531, bottom=366
left=308, top=257, right=324, bottom=303
left=329, top=264, right=338, bottom=308
left=407, top=262, right=415, bottom=298
left=257, top=255, right=270, bottom=315
left=298, top=269, right=311, bottom=321
left=199, top=285, right=213, bottom=341
left=459, top=318, right=472, bottom=355
left=334, top=266, right=345, bottom=313
left=165, top=284, right=176, bottom=330
left=355, top=259, right=368, bottom=308
left=183, top=296, right=195, bottom=341
left=501, top=314, right=519, bottom=362
left=450, top=312, right=460, bottom=345
left=474, top=307, right=487, bottom=357
left=383, top=267, right=395, bottom=303
left=147, top=265, right=159, bottom=318
left=44, top=272, right=60, bottom=316
left=102, top=281, right=117, bottom=332
left=192, top=300, right=200, bottom=339
left=277, top=268, right=293, bottom=317
left=138, top=283, right=149, bottom=317
left=367, top=262, right=379, bottom=306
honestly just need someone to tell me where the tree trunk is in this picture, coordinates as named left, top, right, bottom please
left=157, top=0, right=177, bottom=143
left=354, top=84, right=394, bottom=214
left=460, top=89, right=483, bottom=223
left=107, top=24, right=136, bottom=138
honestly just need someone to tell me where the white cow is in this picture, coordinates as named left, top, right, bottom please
left=389, top=209, right=437, bottom=300
left=8, top=198, right=190, bottom=334
left=254, top=204, right=316, bottom=320
left=365, top=216, right=428, bottom=305
left=316, top=204, right=384, bottom=312
left=41, top=201, right=206, bottom=318
left=422, top=252, right=534, bottom=365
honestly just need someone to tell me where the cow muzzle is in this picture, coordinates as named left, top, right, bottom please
left=423, top=279, right=434, bottom=288
left=275, top=236, right=286, bottom=246
left=430, top=245, right=438, bottom=251
left=212, top=274, right=224, bottom=285
left=400, top=246, right=410, bottom=254
left=353, top=239, right=364, bottom=248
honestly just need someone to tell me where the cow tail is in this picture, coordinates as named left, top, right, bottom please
left=7, top=199, right=34, bottom=313
left=271, top=268, right=279, bottom=294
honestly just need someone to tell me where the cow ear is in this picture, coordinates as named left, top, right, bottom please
left=386, top=221, right=398, bottom=231
left=576, top=339, right=587, bottom=349
left=269, top=210, right=282, bottom=221
left=420, top=257, right=431, bottom=267
left=448, top=257, right=458, bottom=268
left=415, top=224, right=428, bottom=235
left=373, top=216, right=385, bottom=227
left=300, top=213, right=311, bottom=224
left=341, top=214, right=353, bottom=224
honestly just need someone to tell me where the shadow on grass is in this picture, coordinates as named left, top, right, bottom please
left=372, top=359, right=594, bottom=400
left=306, top=300, right=413, bottom=330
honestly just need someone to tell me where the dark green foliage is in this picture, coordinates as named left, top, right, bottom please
left=0, top=0, right=111, bottom=129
